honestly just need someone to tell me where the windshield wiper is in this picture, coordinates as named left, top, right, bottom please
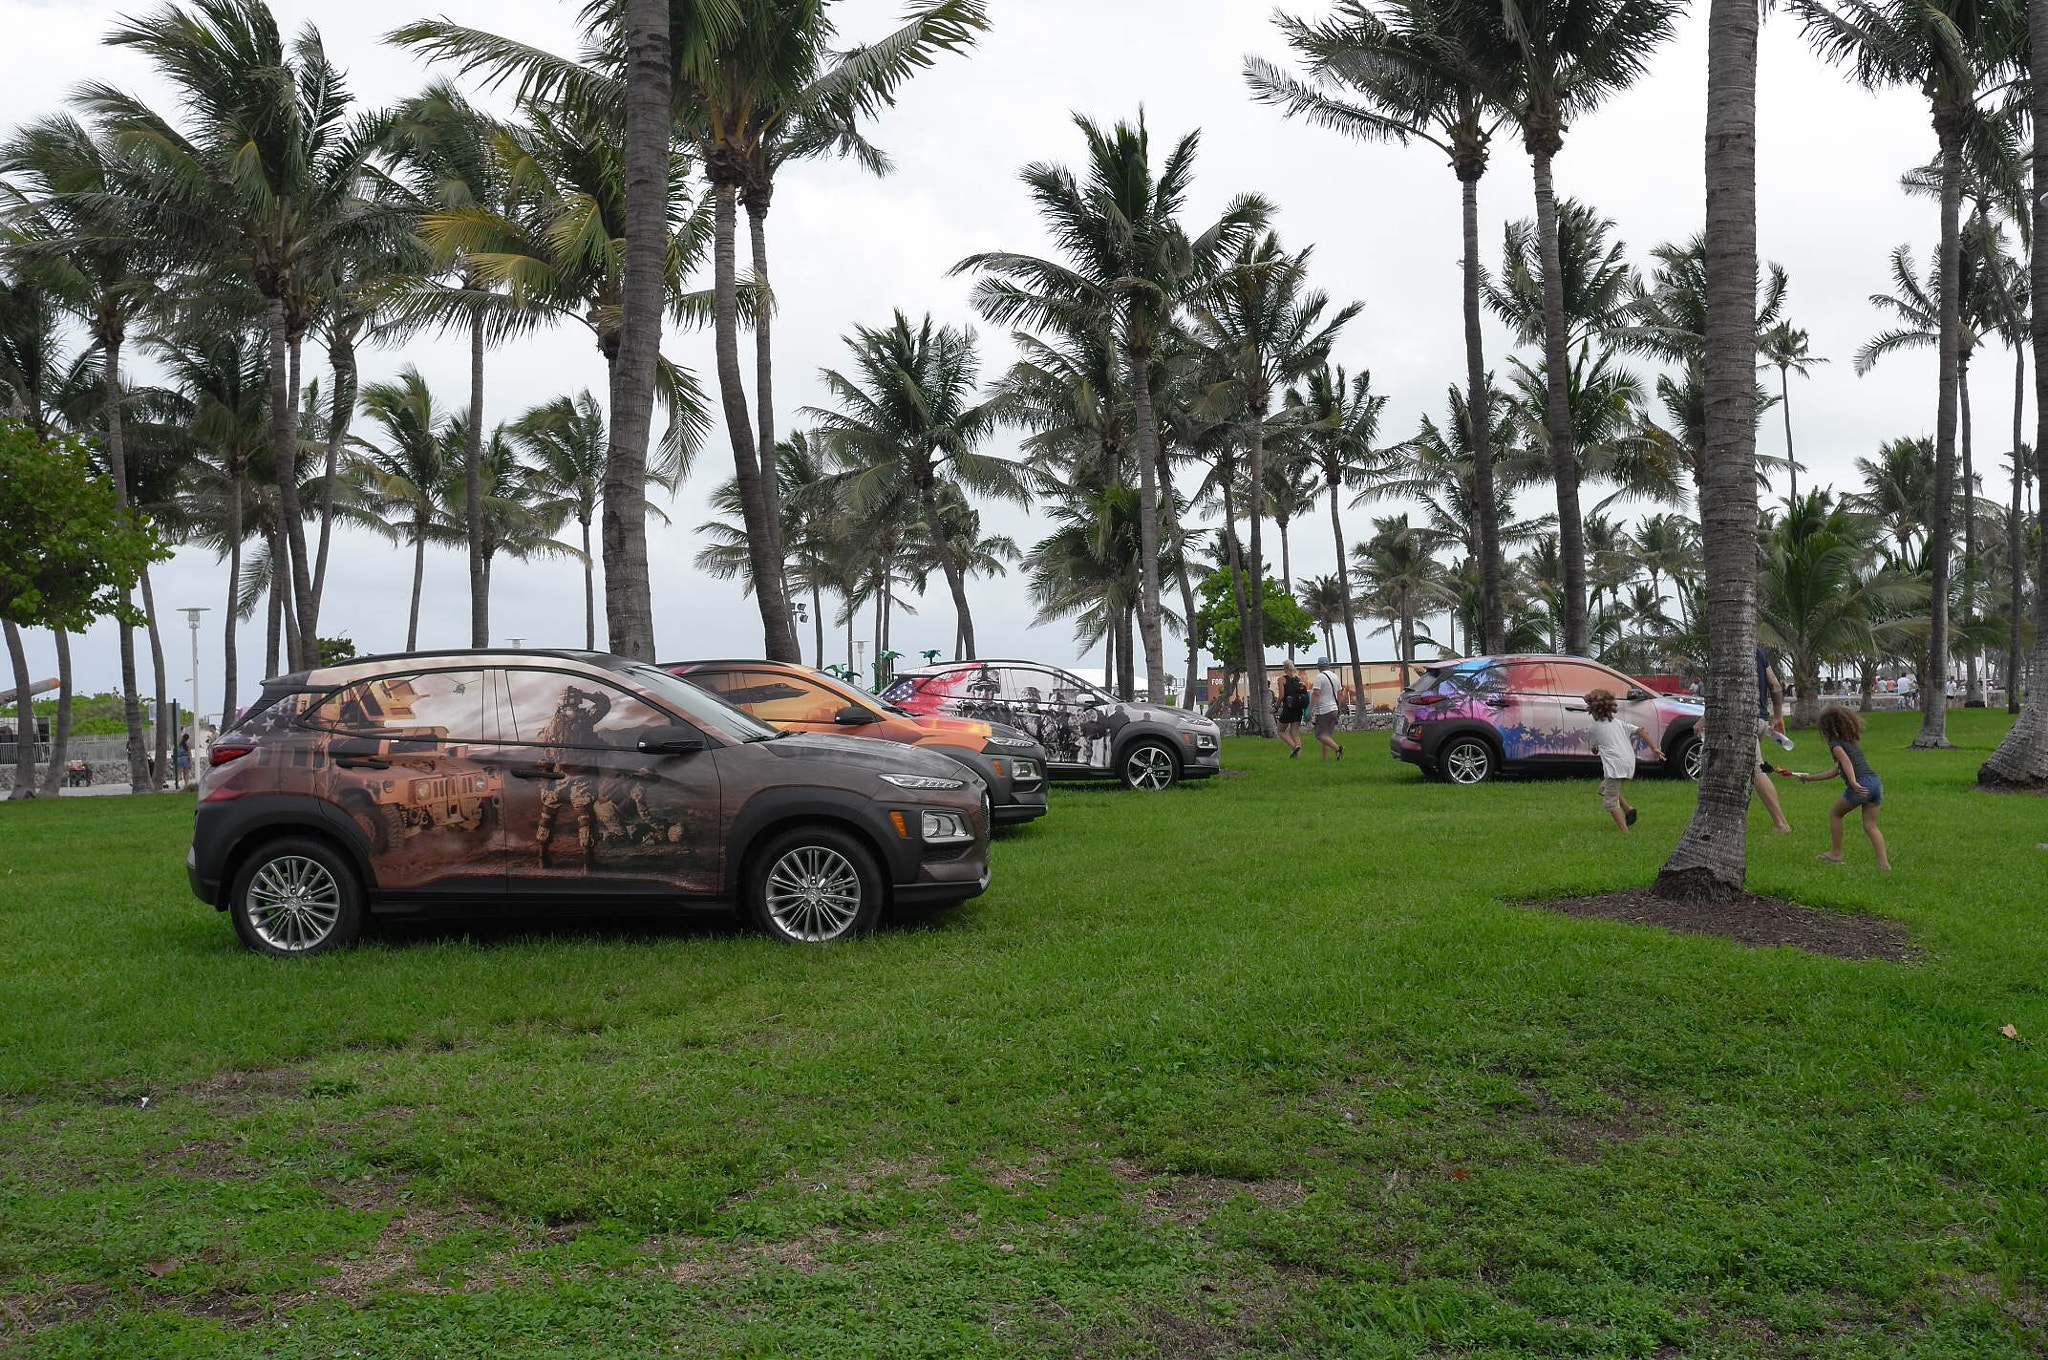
left=743, top=729, right=790, bottom=742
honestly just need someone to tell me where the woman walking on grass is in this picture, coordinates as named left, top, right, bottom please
left=1277, top=664, right=1309, bottom=758
left=1792, top=706, right=1891, bottom=871
left=1586, top=689, right=1662, bottom=832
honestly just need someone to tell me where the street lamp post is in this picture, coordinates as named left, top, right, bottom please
left=180, top=607, right=207, bottom=787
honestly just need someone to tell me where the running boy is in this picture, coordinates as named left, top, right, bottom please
left=1791, top=705, right=1891, bottom=871
left=1586, top=688, right=1663, bottom=831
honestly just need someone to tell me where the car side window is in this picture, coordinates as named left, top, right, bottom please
left=1549, top=662, right=1622, bottom=699
left=1013, top=668, right=1069, bottom=708
left=499, top=670, right=673, bottom=748
left=1502, top=661, right=1553, bottom=696
left=303, top=670, right=489, bottom=743
left=717, top=671, right=848, bottom=725
left=1466, top=666, right=1506, bottom=696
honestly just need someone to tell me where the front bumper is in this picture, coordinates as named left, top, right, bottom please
left=933, top=746, right=1049, bottom=825
left=1178, top=732, right=1223, bottom=778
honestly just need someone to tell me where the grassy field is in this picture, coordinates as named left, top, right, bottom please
left=2, top=708, right=2044, bottom=1358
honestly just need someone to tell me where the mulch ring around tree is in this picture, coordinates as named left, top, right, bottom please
left=1517, top=889, right=1915, bottom=962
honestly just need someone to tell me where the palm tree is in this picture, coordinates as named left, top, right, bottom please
left=1657, top=0, right=1763, bottom=899
left=1981, top=0, right=2048, bottom=787
left=1259, top=433, right=1323, bottom=660
left=1287, top=363, right=1387, bottom=700
left=1494, top=0, right=1682, bottom=656
left=1855, top=241, right=1998, bottom=706
left=1848, top=436, right=1937, bottom=558
left=1797, top=0, right=2026, bottom=748
left=1246, top=0, right=1522, bottom=653
left=373, top=79, right=526, bottom=651
left=1188, top=234, right=1358, bottom=730
left=353, top=369, right=452, bottom=651
left=396, top=0, right=988, bottom=662
left=437, top=416, right=576, bottom=632
left=1760, top=493, right=1923, bottom=726
left=958, top=113, right=1270, bottom=703
left=1484, top=198, right=1638, bottom=348
left=512, top=391, right=645, bottom=653
left=83, top=0, right=387, bottom=668
left=1, top=113, right=171, bottom=791
left=1353, top=513, right=1453, bottom=681
left=1758, top=321, right=1825, bottom=505
left=150, top=328, right=269, bottom=718
left=805, top=312, right=1025, bottom=658
left=1299, top=574, right=1348, bottom=662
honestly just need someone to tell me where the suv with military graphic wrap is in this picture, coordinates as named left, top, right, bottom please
left=881, top=660, right=1221, bottom=790
left=189, top=651, right=992, bottom=954
left=665, top=659, right=1049, bottom=826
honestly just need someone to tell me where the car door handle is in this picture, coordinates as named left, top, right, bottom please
left=1564, top=704, right=1588, bottom=713
left=511, top=769, right=564, bottom=781
left=1483, top=696, right=1508, bottom=708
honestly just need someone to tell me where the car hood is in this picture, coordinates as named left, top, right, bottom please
left=907, top=712, right=994, bottom=740
left=760, top=730, right=977, bottom=780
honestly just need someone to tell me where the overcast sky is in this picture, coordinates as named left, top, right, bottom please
left=3, top=0, right=1989, bottom=709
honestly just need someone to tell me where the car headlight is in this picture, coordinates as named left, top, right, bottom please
left=1006, top=757, right=1040, bottom=780
left=920, top=809, right=973, bottom=843
left=880, top=772, right=966, bottom=791
left=985, top=735, right=1035, bottom=749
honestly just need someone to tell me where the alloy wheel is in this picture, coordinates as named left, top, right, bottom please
left=1444, top=741, right=1492, bottom=785
left=763, top=845, right=864, bottom=942
left=1125, top=744, right=1175, bottom=791
left=244, top=855, right=344, bottom=952
left=1684, top=741, right=1705, bottom=780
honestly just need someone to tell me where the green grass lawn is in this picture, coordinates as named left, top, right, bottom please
left=2, top=708, right=2044, bottom=1358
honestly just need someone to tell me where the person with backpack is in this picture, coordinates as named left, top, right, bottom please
left=1277, top=663, right=1310, bottom=757
left=1310, top=664, right=1344, bottom=761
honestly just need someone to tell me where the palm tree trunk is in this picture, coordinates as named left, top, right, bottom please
left=1960, top=354, right=1984, bottom=706
left=223, top=523, right=242, bottom=727
left=1329, top=482, right=1367, bottom=718
left=1527, top=146, right=1589, bottom=656
left=465, top=309, right=489, bottom=649
left=407, top=517, right=428, bottom=651
left=1913, top=117, right=1964, bottom=748
left=4, top=620, right=36, bottom=799
left=1780, top=364, right=1797, bottom=506
left=915, top=471, right=976, bottom=658
left=264, top=301, right=313, bottom=670
left=1103, top=618, right=1117, bottom=701
left=1128, top=348, right=1170, bottom=703
left=138, top=566, right=170, bottom=779
left=38, top=628, right=71, bottom=798
left=311, top=326, right=357, bottom=640
left=1979, top=0, right=2048, bottom=786
left=1119, top=605, right=1137, bottom=701
left=2009, top=339, right=2026, bottom=715
left=580, top=516, right=595, bottom=651
left=98, top=331, right=150, bottom=792
left=264, top=561, right=281, bottom=682
left=710, top=179, right=796, bottom=662
left=1860, top=657, right=1877, bottom=714
left=1656, top=0, right=1760, bottom=899
left=1177, top=557, right=1200, bottom=708
left=1219, top=480, right=1261, bottom=732
left=746, top=193, right=788, bottom=611
left=812, top=583, right=824, bottom=668
left=1244, top=422, right=1273, bottom=734
left=600, top=0, right=671, bottom=663
left=1461, top=169, right=1506, bottom=654
left=1278, top=518, right=1295, bottom=662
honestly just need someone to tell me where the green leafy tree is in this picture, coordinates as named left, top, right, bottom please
left=0, top=421, right=166, bottom=796
left=1192, top=567, right=1315, bottom=675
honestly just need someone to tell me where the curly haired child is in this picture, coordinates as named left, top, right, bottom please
left=1791, top=706, right=1890, bottom=870
left=1585, top=688, right=1662, bottom=831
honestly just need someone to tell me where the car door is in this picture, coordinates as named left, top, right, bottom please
left=485, top=668, right=723, bottom=900
left=1545, top=660, right=1642, bottom=766
left=299, top=667, right=501, bottom=900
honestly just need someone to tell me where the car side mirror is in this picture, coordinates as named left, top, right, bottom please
left=636, top=724, right=707, bottom=755
left=1626, top=687, right=1652, bottom=703
left=833, top=705, right=878, bottom=726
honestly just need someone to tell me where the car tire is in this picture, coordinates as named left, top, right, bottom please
left=228, top=836, right=366, bottom=958
left=1670, top=735, right=1705, bottom=781
left=1120, top=739, right=1180, bottom=791
left=1440, top=736, right=1496, bottom=785
left=746, top=825, right=885, bottom=944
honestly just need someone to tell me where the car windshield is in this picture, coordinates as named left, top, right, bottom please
left=615, top=662, right=782, bottom=742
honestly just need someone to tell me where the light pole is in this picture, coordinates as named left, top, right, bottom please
left=507, top=637, right=525, bottom=648
left=180, top=607, right=207, bottom=787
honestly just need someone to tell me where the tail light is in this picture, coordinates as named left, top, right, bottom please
left=209, top=743, right=254, bottom=767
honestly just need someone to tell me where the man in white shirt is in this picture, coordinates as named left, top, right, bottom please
left=1310, top=667, right=1343, bottom=761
